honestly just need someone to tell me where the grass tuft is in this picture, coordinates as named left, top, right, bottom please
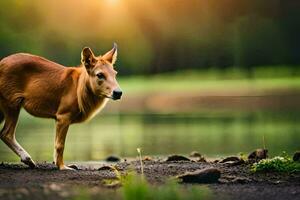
left=121, top=172, right=212, bottom=200
left=252, top=153, right=300, bottom=173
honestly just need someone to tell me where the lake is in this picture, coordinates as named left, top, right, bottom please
left=0, top=110, right=299, bottom=162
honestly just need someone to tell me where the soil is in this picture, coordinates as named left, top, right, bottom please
left=0, top=159, right=299, bottom=200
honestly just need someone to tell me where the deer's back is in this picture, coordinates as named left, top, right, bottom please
left=0, top=53, right=78, bottom=118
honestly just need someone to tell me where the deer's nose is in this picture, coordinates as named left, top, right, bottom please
left=112, top=89, right=122, bottom=100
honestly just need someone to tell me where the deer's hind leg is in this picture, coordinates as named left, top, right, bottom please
left=0, top=106, right=36, bottom=168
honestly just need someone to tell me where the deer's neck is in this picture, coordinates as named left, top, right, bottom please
left=76, top=71, right=108, bottom=121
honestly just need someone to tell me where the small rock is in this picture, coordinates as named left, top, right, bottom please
left=220, top=175, right=251, bottom=184
left=177, top=168, right=221, bottom=183
left=227, top=160, right=245, bottom=166
left=143, top=156, right=153, bottom=161
left=293, top=151, right=300, bottom=162
left=219, top=156, right=244, bottom=166
left=166, top=155, right=191, bottom=162
left=196, top=156, right=207, bottom=162
left=98, top=165, right=115, bottom=171
left=67, top=164, right=79, bottom=170
left=248, top=149, right=268, bottom=160
left=219, top=156, right=240, bottom=163
left=231, top=177, right=251, bottom=184
left=213, top=159, right=219, bottom=163
left=105, top=155, right=121, bottom=162
left=190, top=151, right=202, bottom=157
left=189, top=151, right=206, bottom=162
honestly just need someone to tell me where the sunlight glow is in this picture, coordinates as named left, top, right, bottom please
left=105, top=0, right=120, bottom=6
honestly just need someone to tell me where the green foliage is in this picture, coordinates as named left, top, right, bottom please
left=101, top=150, right=212, bottom=200
left=252, top=154, right=300, bottom=173
left=1, top=0, right=300, bottom=75
left=101, top=155, right=212, bottom=200
left=103, top=162, right=212, bottom=200
left=121, top=173, right=212, bottom=200
left=78, top=171, right=212, bottom=200
left=121, top=173, right=149, bottom=200
left=120, top=147, right=213, bottom=200
left=239, top=152, right=248, bottom=161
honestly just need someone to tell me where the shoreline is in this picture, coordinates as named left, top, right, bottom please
left=0, top=155, right=299, bottom=200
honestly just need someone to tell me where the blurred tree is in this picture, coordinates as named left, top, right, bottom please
left=0, top=0, right=299, bottom=76
left=233, top=15, right=288, bottom=77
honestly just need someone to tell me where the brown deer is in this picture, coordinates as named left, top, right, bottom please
left=0, top=43, right=122, bottom=170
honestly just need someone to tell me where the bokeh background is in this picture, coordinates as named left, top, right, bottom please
left=0, top=0, right=299, bottom=162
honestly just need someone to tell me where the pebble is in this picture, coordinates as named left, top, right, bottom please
left=68, top=164, right=79, bottom=170
left=166, top=155, right=191, bottom=162
left=196, top=156, right=207, bottom=162
left=293, top=151, right=300, bottom=162
left=190, top=151, right=202, bottom=157
left=177, top=168, right=221, bottom=183
left=105, top=155, right=121, bottom=162
left=219, top=156, right=244, bottom=166
left=98, top=166, right=115, bottom=171
left=248, top=149, right=268, bottom=160
left=143, top=156, right=153, bottom=161
left=219, top=156, right=241, bottom=163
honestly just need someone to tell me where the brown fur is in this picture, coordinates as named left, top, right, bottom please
left=0, top=110, right=4, bottom=124
left=0, top=45, right=120, bottom=169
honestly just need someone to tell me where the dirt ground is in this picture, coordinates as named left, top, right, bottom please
left=0, top=158, right=299, bottom=200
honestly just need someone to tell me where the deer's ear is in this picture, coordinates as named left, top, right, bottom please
left=81, top=47, right=97, bottom=70
left=102, top=43, right=118, bottom=65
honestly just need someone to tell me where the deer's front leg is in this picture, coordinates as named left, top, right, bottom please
left=54, top=119, right=73, bottom=170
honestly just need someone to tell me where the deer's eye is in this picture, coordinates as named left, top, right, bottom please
left=96, top=73, right=106, bottom=80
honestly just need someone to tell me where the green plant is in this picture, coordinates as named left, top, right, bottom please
left=121, top=172, right=212, bottom=200
left=239, top=152, right=247, bottom=161
left=252, top=155, right=300, bottom=173
left=121, top=172, right=149, bottom=200
left=102, top=148, right=213, bottom=200
left=137, top=148, right=144, bottom=177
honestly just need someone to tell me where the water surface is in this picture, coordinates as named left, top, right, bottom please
left=0, top=111, right=299, bottom=162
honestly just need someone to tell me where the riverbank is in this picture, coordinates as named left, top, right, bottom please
left=0, top=156, right=299, bottom=200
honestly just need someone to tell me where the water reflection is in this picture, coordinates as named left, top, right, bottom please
left=0, top=111, right=299, bottom=162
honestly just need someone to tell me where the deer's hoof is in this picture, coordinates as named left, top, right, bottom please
left=21, top=157, right=36, bottom=169
left=59, top=165, right=76, bottom=170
